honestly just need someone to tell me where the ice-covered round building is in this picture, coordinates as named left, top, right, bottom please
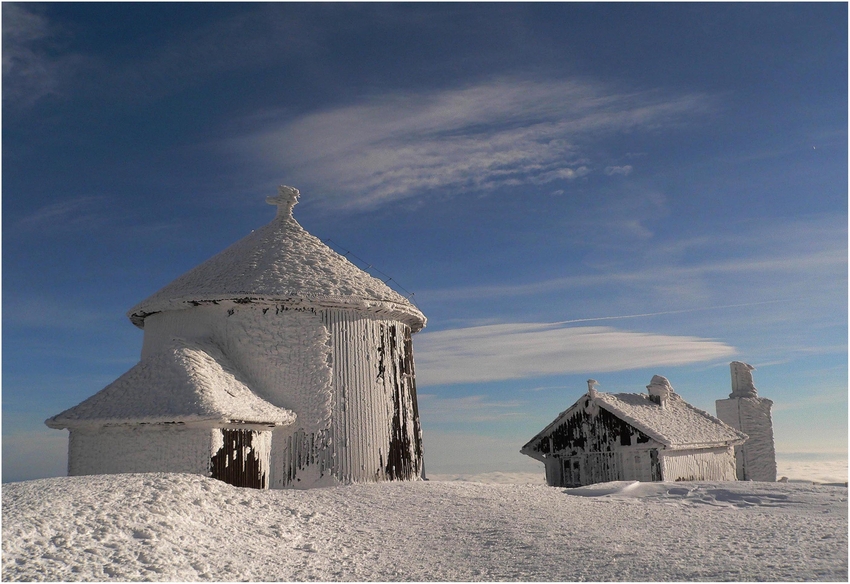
left=48, top=186, right=427, bottom=489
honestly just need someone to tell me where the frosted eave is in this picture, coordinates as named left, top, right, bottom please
left=129, top=295, right=426, bottom=332
left=127, top=212, right=426, bottom=332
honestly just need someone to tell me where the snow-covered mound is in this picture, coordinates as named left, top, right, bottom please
left=3, top=474, right=846, bottom=581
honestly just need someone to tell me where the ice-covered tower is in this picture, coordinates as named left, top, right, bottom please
left=49, top=186, right=427, bottom=489
left=715, top=361, right=777, bottom=481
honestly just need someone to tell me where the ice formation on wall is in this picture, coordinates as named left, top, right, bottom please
left=730, top=361, right=758, bottom=398
left=716, top=362, right=777, bottom=482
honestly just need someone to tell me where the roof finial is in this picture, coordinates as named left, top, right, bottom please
left=266, top=185, right=300, bottom=218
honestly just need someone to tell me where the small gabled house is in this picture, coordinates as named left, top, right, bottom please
left=521, top=376, right=747, bottom=487
left=46, top=338, right=296, bottom=489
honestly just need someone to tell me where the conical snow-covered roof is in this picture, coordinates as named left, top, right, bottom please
left=128, top=186, right=426, bottom=331
left=45, top=338, right=296, bottom=429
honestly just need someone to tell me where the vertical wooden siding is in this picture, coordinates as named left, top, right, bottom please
left=532, top=400, right=665, bottom=487
left=659, top=448, right=737, bottom=481
left=277, top=311, right=424, bottom=487
left=210, top=429, right=268, bottom=489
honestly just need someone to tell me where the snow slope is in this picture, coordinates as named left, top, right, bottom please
left=3, top=473, right=846, bottom=581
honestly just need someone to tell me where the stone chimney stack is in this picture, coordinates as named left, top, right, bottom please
left=715, top=362, right=777, bottom=482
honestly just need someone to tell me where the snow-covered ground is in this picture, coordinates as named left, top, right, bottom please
left=3, top=473, right=846, bottom=581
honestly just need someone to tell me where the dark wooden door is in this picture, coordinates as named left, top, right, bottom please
left=210, top=429, right=266, bottom=489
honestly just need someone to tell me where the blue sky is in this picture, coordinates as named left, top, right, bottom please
left=3, top=3, right=847, bottom=481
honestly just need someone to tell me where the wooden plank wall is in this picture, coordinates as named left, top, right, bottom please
left=210, top=429, right=267, bottom=489
left=660, top=447, right=737, bottom=481
left=277, top=312, right=424, bottom=487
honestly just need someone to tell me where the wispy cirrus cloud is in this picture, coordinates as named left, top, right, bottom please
left=414, top=323, right=735, bottom=386
left=605, top=165, right=633, bottom=176
left=12, top=196, right=108, bottom=233
left=228, top=78, right=712, bottom=207
left=1, top=4, right=93, bottom=108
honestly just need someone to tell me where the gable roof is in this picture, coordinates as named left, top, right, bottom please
left=595, top=391, right=746, bottom=449
left=127, top=186, right=426, bottom=331
left=522, top=389, right=746, bottom=458
left=45, top=338, right=296, bottom=430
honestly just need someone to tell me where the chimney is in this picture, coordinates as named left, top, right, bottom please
left=587, top=379, right=599, bottom=399
left=729, top=361, right=758, bottom=398
left=646, top=375, right=673, bottom=406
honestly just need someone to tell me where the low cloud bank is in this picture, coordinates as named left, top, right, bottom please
left=415, top=323, right=735, bottom=386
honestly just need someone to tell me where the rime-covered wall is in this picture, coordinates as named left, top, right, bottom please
left=528, top=397, right=654, bottom=458
left=659, top=447, right=738, bottom=481
left=544, top=449, right=659, bottom=486
left=141, top=303, right=423, bottom=489
left=141, top=305, right=334, bottom=433
left=277, top=310, right=422, bottom=488
left=69, top=425, right=275, bottom=488
left=210, top=429, right=273, bottom=489
left=716, top=397, right=777, bottom=481
left=67, top=425, right=214, bottom=476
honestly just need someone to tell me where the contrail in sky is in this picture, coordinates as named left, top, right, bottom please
left=552, top=299, right=792, bottom=326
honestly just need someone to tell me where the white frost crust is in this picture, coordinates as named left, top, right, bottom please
left=593, top=392, right=747, bottom=449
left=126, top=203, right=425, bottom=331
left=45, top=338, right=296, bottom=429
left=716, top=397, right=777, bottom=481
left=68, top=426, right=215, bottom=476
left=219, top=307, right=334, bottom=434
left=658, top=447, right=738, bottom=481
left=140, top=306, right=334, bottom=435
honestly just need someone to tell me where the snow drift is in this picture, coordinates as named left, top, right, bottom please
left=3, top=473, right=846, bottom=581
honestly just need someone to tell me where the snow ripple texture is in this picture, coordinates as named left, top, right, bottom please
left=3, top=473, right=846, bottom=581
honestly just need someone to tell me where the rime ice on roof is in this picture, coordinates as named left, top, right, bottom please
left=128, top=185, right=426, bottom=332
left=645, top=375, right=673, bottom=406
left=46, top=339, right=296, bottom=429
left=596, top=390, right=746, bottom=449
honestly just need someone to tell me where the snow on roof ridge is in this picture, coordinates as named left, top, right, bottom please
left=595, top=391, right=746, bottom=448
left=127, top=186, right=426, bottom=331
left=45, top=337, right=297, bottom=429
